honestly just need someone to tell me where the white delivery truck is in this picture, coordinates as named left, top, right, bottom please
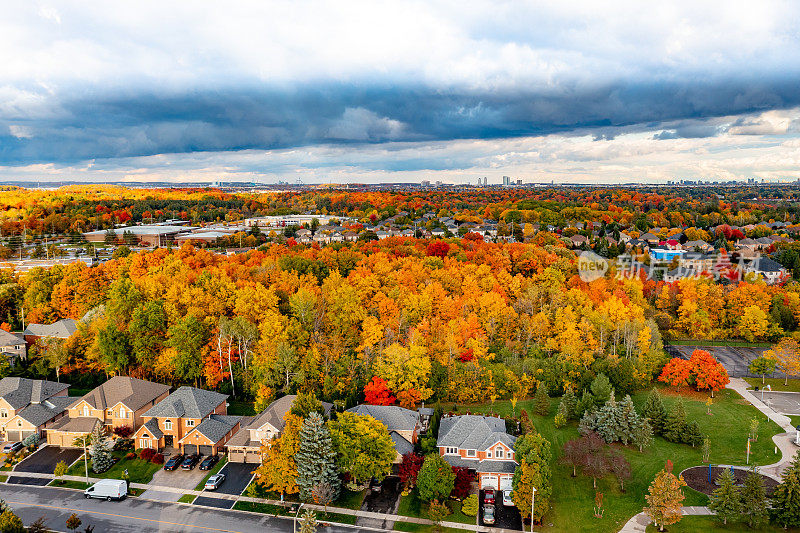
left=84, top=479, right=127, bottom=501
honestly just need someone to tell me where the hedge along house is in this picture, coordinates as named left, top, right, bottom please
left=47, top=376, right=171, bottom=447
left=437, top=414, right=518, bottom=491
left=0, top=378, right=70, bottom=442
left=133, top=386, right=229, bottom=455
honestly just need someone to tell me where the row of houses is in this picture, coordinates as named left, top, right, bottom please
left=0, top=376, right=518, bottom=490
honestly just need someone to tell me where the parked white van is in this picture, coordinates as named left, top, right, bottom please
left=84, top=479, right=127, bottom=501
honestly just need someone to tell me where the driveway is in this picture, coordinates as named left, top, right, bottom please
left=141, top=464, right=207, bottom=502
left=193, top=462, right=255, bottom=510
left=356, top=476, right=401, bottom=529
left=15, top=446, right=83, bottom=474
left=6, top=476, right=50, bottom=486
left=479, top=489, right=522, bottom=530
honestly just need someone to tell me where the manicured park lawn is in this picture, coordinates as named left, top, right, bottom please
left=443, top=386, right=784, bottom=533
left=194, top=457, right=228, bottom=490
left=645, top=515, right=787, bottom=532
left=745, top=377, right=800, bottom=394
left=66, top=450, right=161, bottom=484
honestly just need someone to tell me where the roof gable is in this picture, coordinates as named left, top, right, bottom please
left=144, top=386, right=227, bottom=419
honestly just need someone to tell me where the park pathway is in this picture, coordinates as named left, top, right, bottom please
left=619, top=378, right=800, bottom=532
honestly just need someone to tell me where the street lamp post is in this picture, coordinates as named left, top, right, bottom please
left=293, top=503, right=304, bottom=533
left=530, top=486, right=537, bottom=533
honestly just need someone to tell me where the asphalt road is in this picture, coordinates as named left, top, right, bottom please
left=2, top=484, right=375, bottom=533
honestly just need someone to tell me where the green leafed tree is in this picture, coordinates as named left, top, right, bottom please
left=512, top=431, right=552, bottom=523
left=416, top=454, right=456, bottom=502
left=748, top=356, right=776, bottom=384
left=328, top=412, right=394, bottom=485
left=167, top=315, right=208, bottom=385
left=96, top=324, right=131, bottom=375
left=129, top=300, right=167, bottom=373
left=708, top=468, right=740, bottom=525
left=295, top=412, right=340, bottom=502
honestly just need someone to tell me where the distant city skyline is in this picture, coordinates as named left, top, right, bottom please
left=1, top=2, right=800, bottom=184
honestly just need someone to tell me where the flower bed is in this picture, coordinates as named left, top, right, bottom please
left=681, top=466, right=778, bottom=496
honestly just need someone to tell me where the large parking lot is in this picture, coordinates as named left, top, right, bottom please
left=670, top=345, right=767, bottom=377
left=757, top=391, right=800, bottom=416
left=14, top=446, right=83, bottom=474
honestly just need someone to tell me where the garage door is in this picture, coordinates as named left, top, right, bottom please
left=183, top=444, right=198, bottom=455
left=6, top=430, right=35, bottom=442
left=499, top=476, right=513, bottom=490
left=198, top=445, right=213, bottom=456
left=481, top=474, right=499, bottom=490
left=245, top=450, right=261, bottom=463
left=229, top=449, right=244, bottom=463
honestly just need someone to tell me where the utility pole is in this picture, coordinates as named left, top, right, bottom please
left=530, top=486, right=537, bottom=533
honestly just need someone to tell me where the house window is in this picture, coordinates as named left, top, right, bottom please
left=445, top=447, right=458, bottom=455
left=187, top=420, right=195, bottom=427
left=120, top=407, right=127, bottom=418
left=82, top=406, right=90, bottom=417
left=486, top=450, right=492, bottom=458
left=139, top=439, right=148, bottom=449
left=496, top=447, right=504, bottom=459
left=107, top=409, right=113, bottom=416
left=0, top=409, right=7, bottom=418
left=466, top=449, right=476, bottom=457
left=164, top=420, right=172, bottom=430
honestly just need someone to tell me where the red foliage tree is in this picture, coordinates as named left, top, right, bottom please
left=398, top=453, right=424, bottom=487
left=113, top=425, right=133, bottom=438
left=658, top=358, right=693, bottom=391
left=364, top=376, right=396, bottom=405
left=451, top=466, right=475, bottom=499
left=426, top=241, right=450, bottom=259
left=689, top=349, right=729, bottom=397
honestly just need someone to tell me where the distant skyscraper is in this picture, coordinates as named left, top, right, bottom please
left=502, top=176, right=511, bottom=186
left=483, top=177, right=488, bottom=186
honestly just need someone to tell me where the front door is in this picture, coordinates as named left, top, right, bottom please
left=165, top=435, right=174, bottom=447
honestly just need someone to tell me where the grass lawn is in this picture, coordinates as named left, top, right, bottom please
left=49, top=479, right=89, bottom=490
left=442, top=386, right=783, bottom=533
left=333, top=488, right=366, bottom=510
left=644, top=515, right=786, bottom=532
left=66, top=450, right=161, bottom=484
left=745, top=377, right=800, bottom=394
left=178, top=494, right=197, bottom=504
left=0, top=475, right=6, bottom=482
left=397, top=491, right=473, bottom=525
left=233, top=501, right=290, bottom=515
left=67, top=387, right=92, bottom=397
left=228, top=400, right=256, bottom=416
left=194, top=457, right=228, bottom=490
left=393, top=522, right=466, bottom=533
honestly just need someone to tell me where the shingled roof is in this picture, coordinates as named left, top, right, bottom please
left=247, top=395, right=332, bottom=434
left=144, top=386, right=227, bottom=419
left=183, top=414, right=241, bottom=444
left=80, top=376, right=170, bottom=412
left=0, top=329, right=24, bottom=348
left=437, top=414, right=516, bottom=451
left=0, top=377, right=69, bottom=410
left=346, top=404, right=419, bottom=432
left=23, top=319, right=77, bottom=339
left=15, top=396, right=74, bottom=427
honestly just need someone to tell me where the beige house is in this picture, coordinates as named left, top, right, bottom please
left=0, top=377, right=70, bottom=442
left=0, top=330, right=27, bottom=366
left=227, top=395, right=332, bottom=464
left=47, top=376, right=170, bottom=447
left=132, top=386, right=228, bottom=455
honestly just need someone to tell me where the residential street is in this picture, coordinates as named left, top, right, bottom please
left=1, top=484, right=379, bottom=533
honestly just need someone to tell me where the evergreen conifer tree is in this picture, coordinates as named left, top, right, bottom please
left=90, top=424, right=113, bottom=473
left=590, top=373, right=613, bottom=407
left=617, top=394, right=639, bottom=445
left=684, top=420, right=703, bottom=447
left=562, top=386, right=577, bottom=420
left=708, top=468, right=741, bottom=525
left=772, top=451, right=800, bottom=528
left=295, top=413, right=341, bottom=502
left=664, top=397, right=687, bottom=443
left=595, top=391, right=618, bottom=443
left=642, top=388, right=667, bottom=435
left=534, top=383, right=550, bottom=416
left=632, top=418, right=653, bottom=452
left=576, top=391, right=595, bottom=418
left=740, top=467, right=768, bottom=529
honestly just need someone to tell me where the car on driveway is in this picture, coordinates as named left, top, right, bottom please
left=483, top=504, right=496, bottom=525
left=181, top=454, right=200, bottom=470
left=164, top=454, right=184, bottom=471
left=502, top=490, right=514, bottom=506
left=2, top=442, right=23, bottom=453
left=369, top=477, right=382, bottom=493
left=204, top=473, right=226, bottom=491
left=483, top=489, right=495, bottom=504
left=199, top=455, right=219, bottom=470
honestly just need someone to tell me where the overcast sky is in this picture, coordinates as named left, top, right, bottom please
left=2, top=1, right=800, bottom=184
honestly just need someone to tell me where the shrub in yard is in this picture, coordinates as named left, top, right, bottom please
left=113, top=438, right=134, bottom=451
left=461, top=494, right=479, bottom=517
left=139, top=448, right=155, bottom=461
left=113, top=425, right=134, bottom=438
left=151, top=453, right=164, bottom=464
left=125, top=452, right=137, bottom=460
left=23, top=434, right=40, bottom=449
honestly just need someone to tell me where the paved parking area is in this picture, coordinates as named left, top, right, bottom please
left=141, top=464, right=207, bottom=502
left=758, top=391, right=800, bottom=415
left=357, top=476, right=401, bottom=529
left=479, top=489, right=521, bottom=529
left=670, top=345, right=767, bottom=376
left=193, top=495, right=235, bottom=509
left=6, top=476, right=50, bottom=486
left=192, top=462, right=255, bottom=510
left=15, top=446, right=83, bottom=474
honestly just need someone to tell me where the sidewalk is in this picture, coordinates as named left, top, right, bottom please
left=618, top=506, right=712, bottom=533
left=1, top=471, right=498, bottom=532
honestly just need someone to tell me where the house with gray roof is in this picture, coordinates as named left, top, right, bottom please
left=227, top=394, right=332, bottom=463
left=0, top=377, right=70, bottom=441
left=346, top=404, right=425, bottom=463
left=23, top=319, right=77, bottom=347
left=437, top=414, right=518, bottom=490
left=745, top=256, right=788, bottom=285
left=0, top=329, right=27, bottom=366
left=132, top=386, right=228, bottom=453
left=179, top=414, right=242, bottom=456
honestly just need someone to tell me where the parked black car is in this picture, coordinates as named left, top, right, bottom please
left=369, top=477, right=382, bottom=493
left=199, top=455, right=219, bottom=470
left=163, top=454, right=184, bottom=471
left=181, top=454, right=200, bottom=470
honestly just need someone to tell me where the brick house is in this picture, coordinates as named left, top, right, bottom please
left=0, top=377, right=70, bottom=442
left=47, top=376, right=170, bottom=447
left=346, top=404, right=425, bottom=463
left=437, top=414, right=518, bottom=490
left=133, top=386, right=232, bottom=455
left=22, top=319, right=77, bottom=348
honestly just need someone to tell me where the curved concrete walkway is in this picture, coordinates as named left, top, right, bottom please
left=619, top=506, right=712, bottom=532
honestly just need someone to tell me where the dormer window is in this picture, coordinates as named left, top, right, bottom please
left=82, top=406, right=90, bottom=417
left=187, top=420, right=195, bottom=427
left=445, top=447, right=458, bottom=455
left=0, top=409, right=7, bottom=418
left=496, top=447, right=504, bottom=459
left=164, top=420, right=172, bottom=430
left=120, top=407, right=127, bottom=418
